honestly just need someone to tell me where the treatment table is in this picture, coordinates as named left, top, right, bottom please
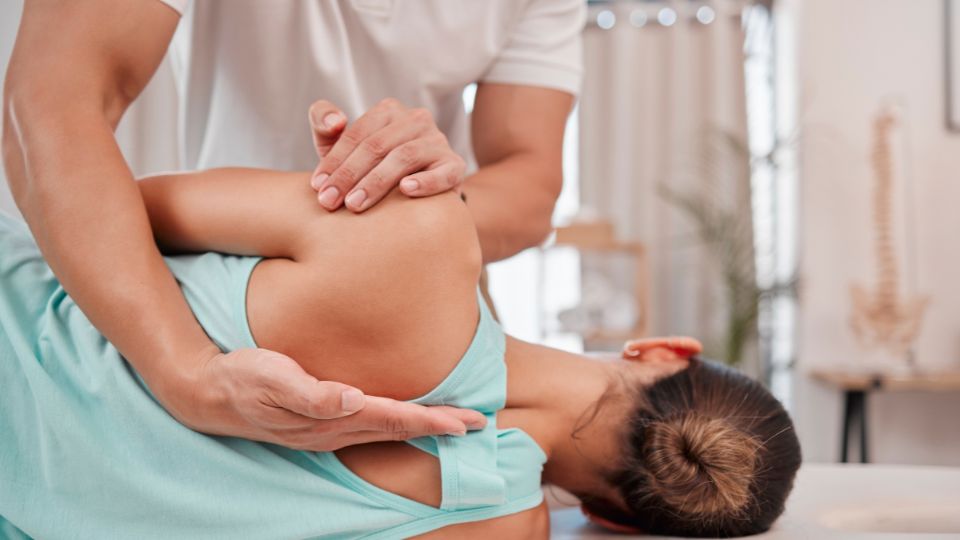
left=548, top=463, right=960, bottom=539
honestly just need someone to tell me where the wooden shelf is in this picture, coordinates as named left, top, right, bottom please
left=543, top=219, right=650, bottom=340
left=553, top=222, right=644, bottom=253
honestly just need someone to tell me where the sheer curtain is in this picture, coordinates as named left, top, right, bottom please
left=578, top=0, right=754, bottom=361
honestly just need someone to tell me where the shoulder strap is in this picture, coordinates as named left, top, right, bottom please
left=437, top=425, right=506, bottom=510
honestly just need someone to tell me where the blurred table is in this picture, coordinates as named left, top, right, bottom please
left=811, top=370, right=960, bottom=463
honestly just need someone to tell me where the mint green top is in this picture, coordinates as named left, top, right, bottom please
left=0, top=213, right=545, bottom=539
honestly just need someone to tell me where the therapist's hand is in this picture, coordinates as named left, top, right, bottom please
left=169, top=348, right=486, bottom=451
left=307, top=98, right=467, bottom=212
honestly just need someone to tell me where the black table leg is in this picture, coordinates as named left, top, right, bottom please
left=858, top=390, right=869, bottom=463
left=841, top=390, right=852, bottom=463
left=840, top=390, right=869, bottom=464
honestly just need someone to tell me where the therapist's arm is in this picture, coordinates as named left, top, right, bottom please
left=464, top=83, right=573, bottom=262
left=2, top=0, right=472, bottom=450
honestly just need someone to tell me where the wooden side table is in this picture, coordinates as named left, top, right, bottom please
left=811, top=369, right=960, bottom=463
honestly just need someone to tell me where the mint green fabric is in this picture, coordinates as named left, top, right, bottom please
left=0, top=213, right=545, bottom=539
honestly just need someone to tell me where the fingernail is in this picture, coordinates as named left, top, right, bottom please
left=324, top=113, right=344, bottom=129
left=446, top=429, right=467, bottom=437
left=345, top=189, right=367, bottom=210
left=311, top=173, right=329, bottom=190
left=341, top=389, right=364, bottom=412
left=400, top=178, right=419, bottom=193
left=318, top=186, right=340, bottom=209
left=466, top=418, right=487, bottom=430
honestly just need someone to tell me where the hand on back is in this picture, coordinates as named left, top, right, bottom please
left=308, top=98, right=467, bottom=212
left=167, top=348, right=486, bottom=452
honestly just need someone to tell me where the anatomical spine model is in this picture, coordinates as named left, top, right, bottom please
left=849, top=107, right=928, bottom=360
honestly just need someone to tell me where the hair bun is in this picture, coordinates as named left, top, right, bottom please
left=643, top=414, right=760, bottom=516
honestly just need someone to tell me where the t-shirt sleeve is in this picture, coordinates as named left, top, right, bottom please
left=157, top=0, right=188, bottom=15
left=481, top=0, right=586, bottom=96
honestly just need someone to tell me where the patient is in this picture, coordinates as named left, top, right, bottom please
left=0, top=168, right=800, bottom=539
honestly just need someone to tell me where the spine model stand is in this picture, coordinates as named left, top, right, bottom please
left=849, top=106, right=928, bottom=361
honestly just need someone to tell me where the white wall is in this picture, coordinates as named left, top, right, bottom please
left=794, top=0, right=960, bottom=465
left=0, top=1, right=23, bottom=217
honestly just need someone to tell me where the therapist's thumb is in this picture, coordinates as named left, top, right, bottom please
left=309, top=100, right=347, bottom=158
left=278, top=376, right=366, bottom=420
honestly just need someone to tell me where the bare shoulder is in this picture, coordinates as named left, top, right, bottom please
left=299, top=189, right=481, bottom=267
left=412, top=500, right=549, bottom=540
left=246, top=188, right=483, bottom=400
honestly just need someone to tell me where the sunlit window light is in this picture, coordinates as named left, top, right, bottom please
left=629, top=9, right=648, bottom=28
left=657, top=7, right=678, bottom=27
left=697, top=5, right=717, bottom=25
left=597, top=10, right=616, bottom=30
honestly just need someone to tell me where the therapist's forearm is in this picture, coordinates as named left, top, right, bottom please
left=3, top=100, right=219, bottom=406
left=464, top=83, right=571, bottom=263
left=0, top=0, right=218, bottom=415
left=463, top=154, right=560, bottom=263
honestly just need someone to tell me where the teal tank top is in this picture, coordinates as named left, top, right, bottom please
left=0, top=213, right=545, bottom=539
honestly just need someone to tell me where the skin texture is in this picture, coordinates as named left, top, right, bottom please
left=139, top=168, right=694, bottom=538
left=308, top=84, right=574, bottom=262
left=3, top=0, right=524, bottom=450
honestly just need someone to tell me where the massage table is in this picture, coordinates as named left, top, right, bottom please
left=547, top=463, right=960, bottom=538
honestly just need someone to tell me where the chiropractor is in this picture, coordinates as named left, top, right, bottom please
left=2, top=0, right=583, bottom=451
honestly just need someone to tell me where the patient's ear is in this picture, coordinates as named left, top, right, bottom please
left=622, top=337, right=702, bottom=362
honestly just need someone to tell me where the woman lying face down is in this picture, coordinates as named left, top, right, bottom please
left=0, top=167, right=800, bottom=539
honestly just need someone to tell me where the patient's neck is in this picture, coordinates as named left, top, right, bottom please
left=502, top=338, right=632, bottom=500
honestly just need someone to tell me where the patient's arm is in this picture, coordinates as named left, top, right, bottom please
left=139, top=168, right=482, bottom=400
left=140, top=168, right=331, bottom=259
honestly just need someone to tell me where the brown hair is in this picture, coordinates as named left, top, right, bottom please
left=584, top=359, right=801, bottom=537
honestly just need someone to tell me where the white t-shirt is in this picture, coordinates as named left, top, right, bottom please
left=157, top=0, right=585, bottom=172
